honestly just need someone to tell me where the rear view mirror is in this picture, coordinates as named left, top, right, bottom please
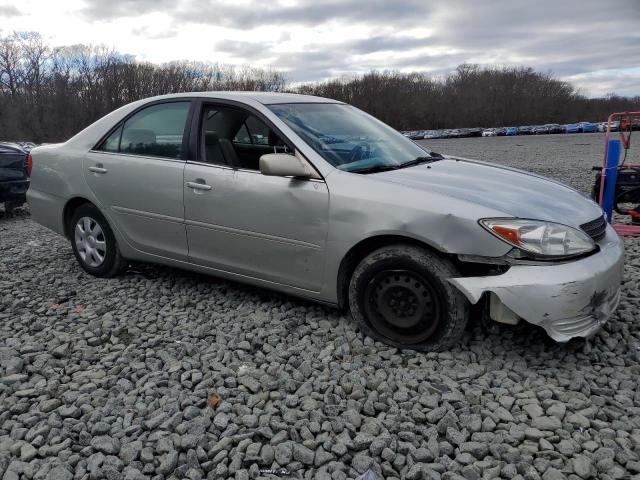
left=259, top=152, right=320, bottom=179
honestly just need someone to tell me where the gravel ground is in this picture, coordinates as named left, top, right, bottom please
left=1, top=133, right=640, bottom=480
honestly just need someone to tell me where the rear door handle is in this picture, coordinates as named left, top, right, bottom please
left=89, top=166, right=107, bottom=174
left=186, top=181, right=212, bottom=191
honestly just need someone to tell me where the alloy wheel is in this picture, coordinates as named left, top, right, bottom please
left=74, top=216, right=106, bottom=267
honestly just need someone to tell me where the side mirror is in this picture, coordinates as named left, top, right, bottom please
left=259, top=152, right=320, bottom=179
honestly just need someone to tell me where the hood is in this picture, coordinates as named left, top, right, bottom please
left=373, top=158, right=603, bottom=227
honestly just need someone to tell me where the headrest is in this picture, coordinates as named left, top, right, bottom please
left=205, top=131, right=219, bottom=145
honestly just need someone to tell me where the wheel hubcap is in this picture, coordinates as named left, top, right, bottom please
left=363, top=270, right=441, bottom=344
left=74, top=217, right=106, bottom=267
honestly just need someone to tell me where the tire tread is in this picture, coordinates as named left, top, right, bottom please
left=348, top=244, right=469, bottom=352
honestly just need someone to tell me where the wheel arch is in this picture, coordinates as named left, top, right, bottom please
left=336, top=234, right=450, bottom=309
left=62, top=197, right=96, bottom=239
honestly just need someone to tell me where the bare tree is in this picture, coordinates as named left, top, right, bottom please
left=0, top=32, right=638, bottom=142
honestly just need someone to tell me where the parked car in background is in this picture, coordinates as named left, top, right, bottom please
left=0, top=142, right=30, bottom=213
left=545, top=124, right=565, bottom=134
left=518, top=126, right=533, bottom=135
left=493, top=127, right=506, bottom=136
left=505, top=127, right=518, bottom=136
left=532, top=125, right=549, bottom=135
left=467, top=127, right=482, bottom=137
left=16, top=141, right=37, bottom=152
left=597, top=121, right=622, bottom=132
left=565, top=123, right=581, bottom=133
left=423, top=130, right=441, bottom=139
left=27, top=91, right=624, bottom=350
left=482, top=128, right=496, bottom=137
left=580, top=122, right=598, bottom=133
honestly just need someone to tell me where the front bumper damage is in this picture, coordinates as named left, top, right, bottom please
left=450, top=226, right=625, bottom=342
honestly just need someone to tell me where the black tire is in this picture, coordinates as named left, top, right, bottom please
left=69, top=203, right=127, bottom=277
left=4, top=199, right=23, bottom=214
left=348, top=244, right=469, bottom=351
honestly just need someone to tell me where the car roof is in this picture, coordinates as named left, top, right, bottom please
left=145, top=91, right=342, bottom=105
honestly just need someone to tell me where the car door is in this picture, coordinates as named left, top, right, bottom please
left=183, top=103, right=329, bottom=292
left=85, top=100, right=192, bottom=261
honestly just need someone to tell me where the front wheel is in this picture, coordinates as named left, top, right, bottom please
left=69, top=203, right=127, bottom=277
left=348, top=245, right=469, bottom=351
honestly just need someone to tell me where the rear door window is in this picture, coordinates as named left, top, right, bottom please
left=99, top=102, right=190, bottom=159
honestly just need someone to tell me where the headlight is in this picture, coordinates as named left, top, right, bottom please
left=480, top=218, right=596, bottom=258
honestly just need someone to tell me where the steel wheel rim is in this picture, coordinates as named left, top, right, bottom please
left=74, top=216, right=106, bottom=268
left=363, top=269, right=442, bottom=344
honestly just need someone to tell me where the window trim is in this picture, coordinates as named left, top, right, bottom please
left=98, top=123, right=123, bottom=153
left=91, top=98, right=197, bottom=161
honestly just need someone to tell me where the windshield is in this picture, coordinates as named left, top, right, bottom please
left=268, top=103, right=433, bottom=173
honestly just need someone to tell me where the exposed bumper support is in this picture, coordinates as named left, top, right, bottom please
left=450, top=226, right=625, bottom=342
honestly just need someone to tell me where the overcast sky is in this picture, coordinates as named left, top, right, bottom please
left=2, top=0, right=639, bottom=97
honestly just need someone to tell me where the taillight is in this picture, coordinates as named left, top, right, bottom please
left=26, top=153, right=33, bottom=177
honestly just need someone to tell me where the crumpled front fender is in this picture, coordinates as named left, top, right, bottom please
left=449, top=226, right=625, bottom=342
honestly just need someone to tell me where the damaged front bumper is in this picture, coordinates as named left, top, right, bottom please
left=450, top=226, right=625, bottom=342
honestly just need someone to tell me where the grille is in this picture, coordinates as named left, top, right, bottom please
left=580, top=215, right=607, bottom=242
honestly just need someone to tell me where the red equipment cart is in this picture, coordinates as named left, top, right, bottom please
left=596, top=111, right=640, bottom=237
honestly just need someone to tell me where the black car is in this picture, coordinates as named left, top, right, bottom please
left=545, top=124, right=565, bottom=134
left=467, top=127, right=483, bottom=137
left=0, top=143, right=29, bottom=213
left=493, top=127, right=507, bottom=136
left=518, top=126, right=533, bottom=135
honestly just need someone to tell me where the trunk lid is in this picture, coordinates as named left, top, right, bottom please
left=0, top=144, right=28, bottom=181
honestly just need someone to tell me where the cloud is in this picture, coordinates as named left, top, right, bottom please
left=80, top=0, right=431, bottom=27
left=562, top=68, right=640, bottom=98
left=0, top=4, right=21, bottom=17
left=79, top=0, right=177, bottom=20
left=345, top=35, right=431, bottom=55
left=16, top=0, right=640, bottom=96
left=131, top=25, right=178, bottom=40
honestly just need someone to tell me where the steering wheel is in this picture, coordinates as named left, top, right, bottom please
left=348, top=142, right=371, bottom=163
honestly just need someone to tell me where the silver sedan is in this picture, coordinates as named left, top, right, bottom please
left=27, top=92, right=624, bottom=351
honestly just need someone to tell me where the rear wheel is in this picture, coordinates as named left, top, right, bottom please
left=348, top=244, right=469, bottom=351
left=69, top=203, right=127, bottom=277
left=4, top=199, right=24, bottom=214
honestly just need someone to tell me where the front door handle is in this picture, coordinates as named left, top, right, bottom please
left=89, top=165, right=107, bottom=174
left=186, top=181, right=212, bottom=191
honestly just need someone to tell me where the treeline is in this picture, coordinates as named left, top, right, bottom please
left=1, top=32, right=639, bottom=142
left=299, top=66, right=640, bottom=130
left=0, top=33, right=286, bottom=142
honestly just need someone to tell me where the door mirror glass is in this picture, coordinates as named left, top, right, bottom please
left=259, top=152, right=320, bottom=179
